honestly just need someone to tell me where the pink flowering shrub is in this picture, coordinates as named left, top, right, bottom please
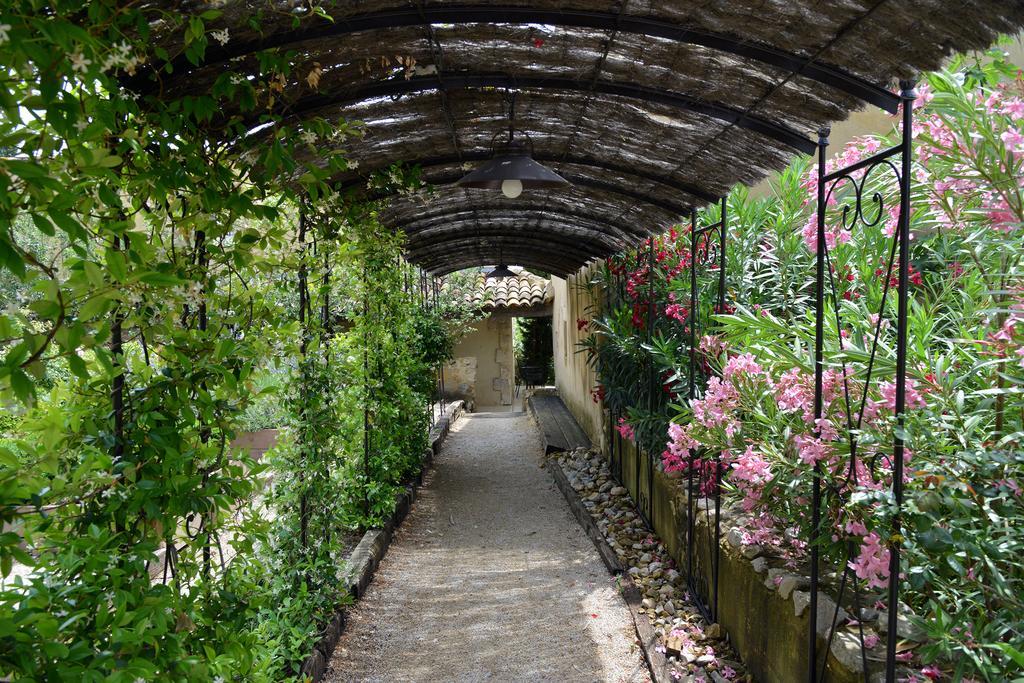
left=660, top=55, right=1023, bottom=681
left=581, top=221, right=722, bottom=454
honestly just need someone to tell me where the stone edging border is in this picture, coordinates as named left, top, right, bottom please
left=299, top=401, right=465, bottom=681
left=547, top=457, right=674, bottom=683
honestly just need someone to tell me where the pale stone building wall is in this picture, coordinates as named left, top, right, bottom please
left=551, top=264, right=606, bottom=449
left=445, top=315, right=514, bottom=409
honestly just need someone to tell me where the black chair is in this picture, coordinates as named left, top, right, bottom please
left=518, top=364, right=547, bottom=394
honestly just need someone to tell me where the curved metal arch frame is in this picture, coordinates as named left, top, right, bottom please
left=393, top=205, right=644, bottom=244
left=410, top=234, right=613, bottom=263
left=418, top=252, right=581, bottom=278
left=131, top=6, right=899, bottom=112
left=414, top=245, right=583, bottom=274
left=334, top=152, right=720, bottom=204
left=370, top=170, right=688, bottom=225
left=271, top=73, right=817, bottom=154
left=404, top=222, right=625, bottom=256
left=380, top=192, right=667, bottom=242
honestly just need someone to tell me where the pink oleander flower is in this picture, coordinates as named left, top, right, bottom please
left=723, top=352, right=764, bottom=379
left=863, top=633, right=880, bottom=649
left=877, top=379, right=927, bottom=412
left=815, top=417, right=839, bottom=442
left=920, top=665, right=943, bottom=680
left=1002, top=97, right=1024, bottom=120
left=699, top=334, right=727, bottom=356
left=664, top=422, right=699, bottom=472
left=720, top=666, right=737, bottom=680
left=665, top=303, right=689, bottom=323
left=775, top=367, right=815, bottom=423
left=849, top=532, right=890, bottom=590
left=732, top=445, right=774, bottom=486
left=844, top=519, right=868, bottom=536
left=691, top=377, right=740, bottom=437
left=1001, top=128, right=1024, bottom=150
left=802, top=214, right=852, bottom=252
left=795, top=435, right=831, bottom=466
left=616, top=417, right=635, bottom=441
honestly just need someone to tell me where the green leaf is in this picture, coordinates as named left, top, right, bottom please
left=3, top=158, right=47, bottom=179
left=9, top=368, right=34, bottom=401
left=67, top=353, right=89, bottom=379
left=31, top=213, right=55, bottom=237
left=79, top=295, right=112, bottom=321
left=996, top=643, right=1024, bottom=668
left=105, top=248, right=127, bottom=282
left=83, top=261, right=105, bottom=287
left=47, top=209, right=87, bottom=240
left=137, top=272, right=183, bottom=287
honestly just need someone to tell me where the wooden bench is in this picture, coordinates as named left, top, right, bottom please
left=527, top=394, right=591, bottom=454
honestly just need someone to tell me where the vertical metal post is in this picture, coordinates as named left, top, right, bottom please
left=809, top=126, right=830, bottom=681
left=297, top=209, right=311, bottom=550
left=433, top=276, right=446, bottom=413
left=687, top=209, right=698, bottom=591
left=646, top=237, right=656, bottom=524
left=885, top=81, right=916, bottom=683
left=363, top=262, right=371, bottom=518
left=713, top=197, right=727, bottom=622
left=111, top=235, right=125, bottom=464
left=718, top=197, right=727, bottom=313
left=634, top=248, right=643, bottom=514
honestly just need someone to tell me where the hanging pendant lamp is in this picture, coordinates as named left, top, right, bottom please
left=485, top=263, right=517, bottom=280
left=485, top=246, right=516, bottom=280
left=458, top=91, right=569, bottom=199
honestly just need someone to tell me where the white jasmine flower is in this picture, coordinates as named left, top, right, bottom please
left=300, top=130, right=317, bottom=145
left=69, top=51, right=92, bottom=75
left=210, top=28, right=230, bottom=46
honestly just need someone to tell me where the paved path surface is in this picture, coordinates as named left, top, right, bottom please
left=324, top=411, right=649, bottom=683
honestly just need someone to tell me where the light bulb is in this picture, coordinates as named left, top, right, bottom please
left=501, top=178, right=523, bottom=199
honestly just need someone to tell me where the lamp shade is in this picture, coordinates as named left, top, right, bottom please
left=484, top=264, right=517, bottom=280
left=457, top=143, right=569, bottom=191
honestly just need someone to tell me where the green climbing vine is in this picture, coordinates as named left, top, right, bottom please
left=0, top=3, right=457, bottom=680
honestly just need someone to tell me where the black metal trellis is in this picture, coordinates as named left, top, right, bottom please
left=644, top=237, right=657, bottom=527
left=685, top=198, right=728, bottom=624
left=432, top=276, right=447, bottom=418
left=807, top=82, right=916, bottom=683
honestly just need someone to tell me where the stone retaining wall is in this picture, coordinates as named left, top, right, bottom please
left=591, top=419, right=874, bottom=682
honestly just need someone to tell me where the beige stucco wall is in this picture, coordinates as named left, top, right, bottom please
left=551, top=265, right=606, bottom=449
left=446, top=315, right=515, bottom=408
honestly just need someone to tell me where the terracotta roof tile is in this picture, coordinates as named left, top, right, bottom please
left=471, top=268, right=552, bottom=311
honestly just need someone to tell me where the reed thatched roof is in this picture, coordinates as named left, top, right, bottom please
left=137, top=1, right=1024, bottom=276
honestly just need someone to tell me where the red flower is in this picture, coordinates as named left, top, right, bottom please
left=576, top=318, right=589, bottom=331
left=532, top=37, right=545, bottom=48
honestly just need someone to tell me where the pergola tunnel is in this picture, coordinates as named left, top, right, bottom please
left=1, top=2, right=1023, bottom=682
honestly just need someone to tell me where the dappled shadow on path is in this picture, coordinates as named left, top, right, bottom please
left=324, top=413, right=649, bottom=683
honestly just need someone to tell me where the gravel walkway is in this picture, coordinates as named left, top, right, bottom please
left=324, top=411, right=650, bottom=683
